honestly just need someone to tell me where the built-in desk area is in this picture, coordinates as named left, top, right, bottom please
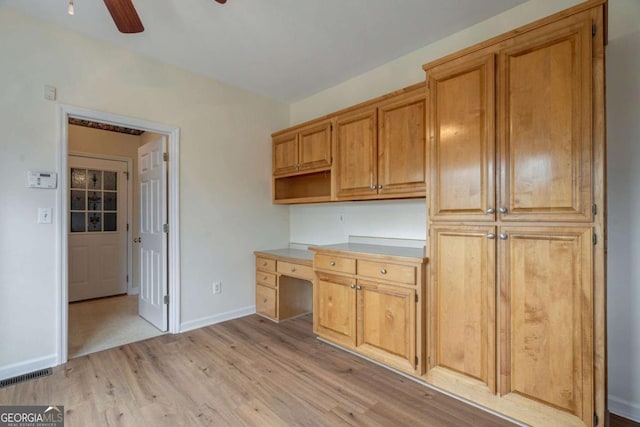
left=254, top=248, right=314, bottom=321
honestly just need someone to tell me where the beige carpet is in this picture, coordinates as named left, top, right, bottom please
left=68, top=295, right=165, bottom=358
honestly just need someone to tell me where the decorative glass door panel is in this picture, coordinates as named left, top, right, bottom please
left=70, top=168, right=118, bottom=233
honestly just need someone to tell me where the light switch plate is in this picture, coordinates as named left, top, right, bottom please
left=38, top=208, right=52, bottom=224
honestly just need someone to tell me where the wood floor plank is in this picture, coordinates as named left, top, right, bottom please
left=0, top=314, right=515, bottom=426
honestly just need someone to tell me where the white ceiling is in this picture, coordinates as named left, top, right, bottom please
left=1, top=0, right=527, bottom=102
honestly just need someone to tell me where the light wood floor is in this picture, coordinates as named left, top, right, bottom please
left=69, top=295, right=164, bottom=358
left=1, top=314, right=516, bottom=426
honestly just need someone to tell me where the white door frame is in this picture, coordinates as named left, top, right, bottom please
left=57, top=105, right=181, bottom=365
left=68, top=151, right=134, bottom=296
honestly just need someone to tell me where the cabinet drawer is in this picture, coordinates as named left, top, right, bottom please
left=256, top=271, right=276, bottom=287
left=256, top=285, right=277, bottom=319
left=314, top=254, right=356, bottom=275
left=256, top=257, right=276, bottom=272
left=277, top=261, right=314, bottom=281
left=358, top=260, right=416, bottom=285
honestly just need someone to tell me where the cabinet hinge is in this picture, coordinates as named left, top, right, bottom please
left=164, top=295, right=169, bottom=304
left=415, top=294, right=419, bottom=303
left=163, top=152, right=168, bottom=162
left=592, top=22, right=597, bottom=37
left=163, top=223, right=169, bottom=233
left=414, top=356, right=419, bottom=366
left=592, top=204, right=597, bottom=216
left=593, top=233, right=597, bottom=245
left=427, top=356, right=431, bottom=364
left=593, top=412, right=598, bottom=426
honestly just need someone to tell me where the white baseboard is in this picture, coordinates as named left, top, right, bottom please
left=179, top=305, right=256, bottom=332
left=609, top=395, right=640, bottom=422
left=0, top=354, right=58, bottom=381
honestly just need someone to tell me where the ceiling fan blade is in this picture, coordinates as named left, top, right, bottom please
left=214, top=0, right=227, bottom=4
left=103, top=0, right=144, bottom=34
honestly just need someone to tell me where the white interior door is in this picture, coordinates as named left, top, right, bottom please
left=68, top=156, right=128, bottom=302
left=138, top=136, right=168, bottom=331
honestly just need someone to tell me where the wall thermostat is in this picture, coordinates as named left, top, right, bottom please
left=28, top=171, right=57, bottom=189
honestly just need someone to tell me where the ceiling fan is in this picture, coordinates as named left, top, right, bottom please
left=101, top=0, right=227, bottom=34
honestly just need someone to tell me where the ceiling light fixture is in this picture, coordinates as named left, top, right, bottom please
left=68, top=0, right=74, bottom=16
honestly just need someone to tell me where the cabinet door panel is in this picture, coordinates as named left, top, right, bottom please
left=378, top=92, right=426, bottom=196
left=256, top=284, right=277, bottom=319
left=299, top=120, right=332, bottom=172
left=273, top=132, right=299, bottom=176
left=499, top=13, right=592, bottom=222
left=335, top=108, right=378, bottom=199
left=499, top=227, right=593, bottom=423
left=428, top=53, right=495, bottom=221
left=430, top=226, right=496, bottom=392
left=314, top=274, right=356, bottom=348
left=357, top=280, right=416, bottom=373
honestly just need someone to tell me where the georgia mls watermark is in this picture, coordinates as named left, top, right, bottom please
left=0, top=406, right=64, bottom=427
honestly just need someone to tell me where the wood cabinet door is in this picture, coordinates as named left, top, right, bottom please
left=498, top=12, right=593, bottom=222
left=273, top=132, right=299, bottom=176
left=377, top=90, right=426, bottom=197
left=314, top=273, right=356, bottom=348
left=299, top=120, right=332, bottom=172
left=334, top=107, right=378, bottom=199
left=429, top=225, right=496, bottom=392
left=256, top=284, right=277, bottom=320
left=356, top=280, right=416, bottom=373
left=498, top=226, right=593, bottom=424
left=427, top=52, right=496, bottom=221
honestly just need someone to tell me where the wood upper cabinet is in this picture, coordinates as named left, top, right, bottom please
left=498, top=11, right=593, bottom=222
left=428, top=225, right=496, bottom=392
left=428, top=53, right=496, bottom=221
left=334, top=107, right=378, bottom=199
left=426, top=10, right=594, bottom=223
left=335, top=86, right=426, bottom=201
left=273, top=119, right=332, bottom=176
left=498, top=226, right=593, bottom=424
left=377, top=89, right=426, bottom=197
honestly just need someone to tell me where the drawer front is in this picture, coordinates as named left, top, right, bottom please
left=314, top=254, right=356, bottom=275
left=277, top=261, right=314, bottom=281
left=256, top=285, right=277, bottom=319
left=256, top=257, right=276, bottom=272
left=256, top=271, right=276, bottom=287
left=358, top=260, right=416, bottom=285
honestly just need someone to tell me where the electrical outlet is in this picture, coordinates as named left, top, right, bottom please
left=212, top=281, right=222, bottom=295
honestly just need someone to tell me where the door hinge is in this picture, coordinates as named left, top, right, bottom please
left=127, top=223, right=129, bottom=232
left=163, top=223, right=169, bottom=233
left=124, top=171, right=129, bottom=180
left=126, top=275, right=129, bottom=283
left=164, top=295, right=169, bottom=304
left=163, top=152, right=168, bottom=162
left=592, top=204, right=597, bottom=216
left=592, top=22, right=596, bottom=37
left=593, top=412, right=598, bottom=426
left=415, top=294, right=419, bottom=303
left=414, top=356, right=419, bottom=366
left=593, top=233, right=597, bottom=245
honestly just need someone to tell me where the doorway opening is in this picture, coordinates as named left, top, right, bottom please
left=57, top=105, right=181, bottom=365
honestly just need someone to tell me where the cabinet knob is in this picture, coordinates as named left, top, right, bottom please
left=379, top=268, right=387, bottom=275
left=329, top=261, right=336, bottom=266
left=262, top=276, right=267, bottom=280
left=350, top=284, right=356, bottom=289
left=487, top=233, right=496, bottom=239
left=370, top=184, right=376, bottom=190
left=356, top=285, right=362, bottom=290
left=499, top=207, right=508, bottom=214
left=262, top=262, right=267, bottom=267
left=486, top=208, right=495, bottom=214
left=499, top=233, right=508, bottom=240
left=377, top=184, right=383, bottom=190
left=290, top=268, right=296, bottom=272
left=263, top=298, right=267, bottom=303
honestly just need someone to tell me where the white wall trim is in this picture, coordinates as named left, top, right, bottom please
left=57, top=105, right=181, bottom=366
left=0, top=354, right=57, bottom=381
left=609, top=395, right=640, bottom=422
left=69, top=151, right=135, bottom=295
left=180, top=306, right=256, bottom=333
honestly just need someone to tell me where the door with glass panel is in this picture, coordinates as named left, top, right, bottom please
left=68, top=156, right=128, bottom=302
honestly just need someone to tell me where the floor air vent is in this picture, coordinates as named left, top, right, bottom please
left=0, top=368, right=52, bottom=388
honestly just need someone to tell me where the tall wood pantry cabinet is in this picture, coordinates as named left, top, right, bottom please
left=424, top=2, right=606, bottom=426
